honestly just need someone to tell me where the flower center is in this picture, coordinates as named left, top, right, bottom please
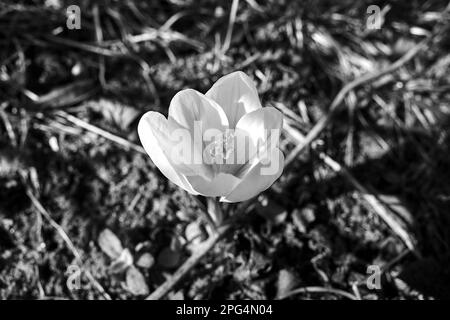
left=204, top=131, right=235, bottom=165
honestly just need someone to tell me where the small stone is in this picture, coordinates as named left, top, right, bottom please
left=176, top=210, right=189, bottom=221
left=301, top=206, right=316, bottom=223
left=48, top=136, right=59, bottom=152
left=125, top=266, right=149, bottom=296
left=98, top=229, right=123, bottom=260
left=185, top=222, right=204, bottom=243
left=157, top=247, right=181, bottom=269
left=136, top=252, right=155, bottom=269
left=276, top=269, right=298, bottom=299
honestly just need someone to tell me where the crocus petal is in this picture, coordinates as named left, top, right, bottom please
left=168, top=89, right=229, bottom=135
left=235, top=107, right=283, bottom=160
left=138, top=111, right=199, bottom=194
left=186, top=173, right=241, bottom=197
left=220, top=148, right=284, bottom=203
left=206, top=71, right=262, bottom=128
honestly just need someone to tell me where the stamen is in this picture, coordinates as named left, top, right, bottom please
left=204, top=131, right=235, bottom=165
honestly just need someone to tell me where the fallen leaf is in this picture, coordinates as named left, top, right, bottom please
left=276, top=269, right=298, bottom=299
left=32, top=79, right=97, bottom=108
left=109, top=248, right=133, bottom=274
left=125, top=266, right=149, bottom=296
left=98, top=229, right=123, bottom=260
left=89, top=99, right=140, bottom=130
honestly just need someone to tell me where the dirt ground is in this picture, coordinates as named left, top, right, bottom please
left=0, top=0, right=449, bottom=300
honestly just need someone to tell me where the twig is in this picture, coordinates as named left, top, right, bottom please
left=318, top=153, right=418, bottom=255
left=24, top=184, right=111, bottom=300
left=284, top=25, right=446, bottom=166
left=278, top=286, right=359, bottom=300
left=0, top=103, right=18, bottom=146
left=55, top=111, right=147, bottom=156
left=146, top=200, right=252, bottom=300
left=93, top=5, right=107, bottom=88
left=222, top=0, right=239, bottom=53
left=146, top=223, right=232, bottom=300
left=40, top=36, right=160, bottom=103
left=43, top=35, right=122, bottom=57
left=283, top=122, right=418, bottom=256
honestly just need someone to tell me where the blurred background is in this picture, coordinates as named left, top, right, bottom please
left=0, top=0, right=449, bottom=299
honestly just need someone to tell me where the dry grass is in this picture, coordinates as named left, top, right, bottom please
left=1, top=0, right=450, bottom=299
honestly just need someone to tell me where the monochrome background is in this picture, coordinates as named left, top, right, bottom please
left=0, top=0, right=449, bottom=300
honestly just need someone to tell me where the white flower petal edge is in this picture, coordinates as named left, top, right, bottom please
left=138, top=111, right=199, bottom=195
left=186, top=173, right=241, bottom=197
left=206, top=71, right=262, bottom=128
left=220, top=148, right=284, bottom=203
left=169, top=89, right=229, bottom=134
left=236, top=107, right=283, bottom=155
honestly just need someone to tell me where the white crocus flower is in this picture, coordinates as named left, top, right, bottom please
left=138, top=71, right=284, bottom=202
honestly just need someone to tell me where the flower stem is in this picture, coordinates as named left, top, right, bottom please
left=145, top=200, right=252, bottom=300
left=207, top=197, right=224, bottom=227
left=146, top=223, right=231, bottom=300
